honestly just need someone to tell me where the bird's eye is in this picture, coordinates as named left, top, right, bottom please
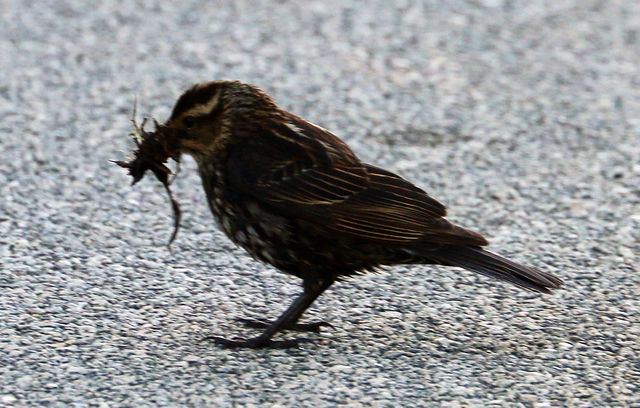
left=183, top=115, right=196, bottom=128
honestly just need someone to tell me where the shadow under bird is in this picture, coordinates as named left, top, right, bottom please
left=115, top=80, right=563, bottom=348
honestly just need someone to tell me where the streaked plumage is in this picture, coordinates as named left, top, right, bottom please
left=121, top=80, right=563, bottom=348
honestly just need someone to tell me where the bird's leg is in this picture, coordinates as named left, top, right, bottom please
left=206, top=278, right=334, bottom=349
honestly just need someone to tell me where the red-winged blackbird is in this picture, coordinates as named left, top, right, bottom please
left=117, top=80, right=563, bottom=348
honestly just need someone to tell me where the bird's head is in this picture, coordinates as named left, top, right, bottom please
left=163, top=80, right=279, bottom=159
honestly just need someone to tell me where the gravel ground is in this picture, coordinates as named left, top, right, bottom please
left=1, top=1, right=639, bottom=407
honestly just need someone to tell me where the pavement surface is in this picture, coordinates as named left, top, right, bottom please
left=1, top=1, right=639, bottom=407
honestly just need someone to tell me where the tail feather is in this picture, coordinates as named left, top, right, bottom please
left=426, top=245, right=563, bottom=293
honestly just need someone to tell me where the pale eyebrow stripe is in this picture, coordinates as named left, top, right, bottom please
left=183, top=89, right=222, bottom=117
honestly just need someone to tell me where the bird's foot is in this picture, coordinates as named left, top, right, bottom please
left=236, top=318, right=333, bottom=333
left=203, top=335, right=313, bottom=349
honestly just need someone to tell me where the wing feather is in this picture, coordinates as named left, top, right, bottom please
left=226, top=115, right=488, bottom=247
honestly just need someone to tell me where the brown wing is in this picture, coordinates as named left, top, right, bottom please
left=226, top=115, right=488, bottom=246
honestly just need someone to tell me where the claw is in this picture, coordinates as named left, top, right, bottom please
left=236, top=318, right=333, bottom=333
left=203, top=335, right=314, bottom=349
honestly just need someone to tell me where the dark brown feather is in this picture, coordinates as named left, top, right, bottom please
left=227, top=115, right=488, bottom=246
left=423, top=245, right=564, bottom=293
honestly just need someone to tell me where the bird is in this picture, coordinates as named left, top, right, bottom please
left=123, top=80, right=563, bottom=348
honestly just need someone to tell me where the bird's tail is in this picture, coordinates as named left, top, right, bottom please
left=426, top=245, right=563, bottom=293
